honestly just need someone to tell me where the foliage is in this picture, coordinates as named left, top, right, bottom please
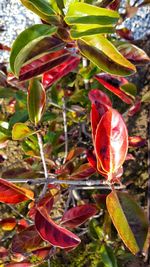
left=0, top=0, right=149, bottom=266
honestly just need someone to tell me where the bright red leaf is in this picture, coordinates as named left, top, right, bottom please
left=35, top=206, right=81, bottom=249
left=42, top=56, right=80, bottom=89
left=61, top=204, right=98, bottom=228
left=95, top=74, right=134, bottom=104
left=0, top=178, right=34, bottom=204
left=95, top=108, right=128, bottom=175
left=0, top=218, right=16, bottom=231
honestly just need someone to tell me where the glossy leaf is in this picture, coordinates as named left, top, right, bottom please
left=88, top=88, right=112, bottom=106
left=42, top=56, right=80, bottom=89
left=129, top=136, right=146, bottom=148
left=77, top=35, right=136, bottom=76
left=69, top=163, right=96, bottom=180
left=65, top=2, right=119, bottom=25
left=61, top=204, right=97, bottom=228
left=12, top=123, right=34, bottom=140
left=100, top=244, right=118, bottom=267
left=20, top=0, right=60, bottom=25
left=95, top=109, right=128, bottom=175
left=70, top=24, right=114, bottom=39
left=106, top=191, right=148, bottom=254
left=28, top=79, right=46, bottom=125
left=35, top=206, right=81, bottom=248
left=10, top=24, right=57, bottom=77
left=0, top=218, right=16, bottom=231
left=118, top=43, right=150, bottom=65
left=0, top=178, right=34, bottom=204
left=95, top=74, right=134, bottom=104
left=12, top=225, right=43, bottom=254
left=17, top=49, right=71, bottom=82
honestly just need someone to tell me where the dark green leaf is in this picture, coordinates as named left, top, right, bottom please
left=100, top=244, right=118, bottom=267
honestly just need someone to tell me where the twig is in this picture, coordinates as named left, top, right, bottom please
left=49, top=101, right=74, bottom=113
left=37, top=132, right=49, bottom=199
left=62, top=97, right=68, bottom=164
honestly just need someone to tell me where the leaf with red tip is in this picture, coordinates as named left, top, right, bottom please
left=0, top=178, right=34, bottom=204
left=42, top=56, right=80, bottom=89
left=95, top=109, right=128, bottom=175
left=129, top=136, right=147, bottom=148
left=118, top=43, right=150, bottom=65
left=0, top=218, right=16, bottom=231
left=61, top=204, right=98, bottom=228
left=28, top=78, right=46, bottom=125
left=69, top=163, right=96, bottom=180
left=95, top=74, right=134, bottom=104
left=128, top=99, right=141, bottom=116
left=35, top=206, right=81, bottom=248
left=12, top=225, right=43, bottom=254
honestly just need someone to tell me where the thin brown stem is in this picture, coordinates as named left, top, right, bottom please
left=62, top=96, right=68, bottom=164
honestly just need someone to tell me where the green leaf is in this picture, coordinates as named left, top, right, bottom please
left=70, top=24, right=114, bottom=39
left=121, top=83, right=137, bottom=98
left=65, top=2, right=119, bottom=25
left=0, top=87, right=16, bottom=98
left=20, top=0, right=60, bottom=24
left=12, top=123, right=34, bottom=140
left=142, top=91, right=150, bottom=103
left=77, top=35, right=136, bottom=76
left=10, top=24, right=57, bottom=77
left=100, top=244, right=118, bottom=267
left=9, top=110, right=29, bottom=128
left=106, top=191, right=148, bottom=255
left=28, top=79, right=46, bottom=125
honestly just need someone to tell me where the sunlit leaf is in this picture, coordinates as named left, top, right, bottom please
left=65, top=2, right=119, bottom=25
left=28, top=79, right=46, bottom=125
left=0, top=178, right=34, bottom=204
left=12, top=123, right=34, bottom=140
left=42, top=56, right=80, bottom=89
left=35, top=206, right=81, bottom=248
left=61, top=204, right=97, bottom=228
left=95, top=74, right=134, bottom=104
left=0, top=218, right=16, bottom=231
left=77, top=35, right=136, bottom=76
left=10, top=24, right=57, bottom=77
left=95, top=109, right=128, bottom=175
left=142, top=91, right=150, bottom=103
left=20, top=0, right=60, bottom=25
left=106, top=191, right=148, bottom=254
left=12, top=225, right=43, bottom=254
left=118, top=43, right=150, bottom=65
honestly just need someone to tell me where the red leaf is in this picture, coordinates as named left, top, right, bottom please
left=95, top=74, right=134, bottom=104
left=0, top=218, right=16, bottom=231
left=17, top=219, right=29, bottom=232
left=125, top=153, right=135, bottom=161
left=95, top=109, right=128, bottom=175
left=0, top=246, right=8, bottom=259
left=12, top=225, right=43, bottom=254
left=116, top=28, right=134, bottom=41
left=69, top=163, right=96, bottom=180
left=86, top=150, right=97, bottom=170
left=0, top=178, right=34, bottom=204
left=0, top=43, right=10, bottom=51
left=108, top=0, right=120, bottom=10
left=42, top=56, right=80, bottom=89
left=35, top=206, right=81, bottom=248
left=61, top=204, right=97, bottom=228
left=128, top=136, right=147, bottom=147
left=128, top=99, right=141, bottom=116
left=88, top=89, right=112, bottom=107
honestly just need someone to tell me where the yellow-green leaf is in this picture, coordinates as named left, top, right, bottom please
left=12, top=123, right=34, bottom=140
left=106, top=191, right=148, bottom=255
left=77, top=35, right=136, bottom=76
